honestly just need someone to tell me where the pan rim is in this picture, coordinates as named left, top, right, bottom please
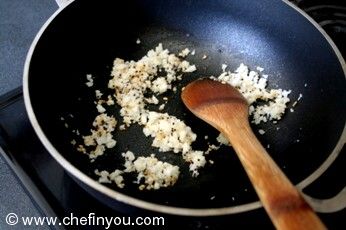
left=23, top=0, right=346, bottom=216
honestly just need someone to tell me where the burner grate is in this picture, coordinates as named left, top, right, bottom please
left=289, top=0, right=346, bottom=56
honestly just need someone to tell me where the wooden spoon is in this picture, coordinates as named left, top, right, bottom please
left=181, top=79, right=326, bottom=230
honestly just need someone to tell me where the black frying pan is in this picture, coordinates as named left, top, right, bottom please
left=24, top=0, right=346, bottom=217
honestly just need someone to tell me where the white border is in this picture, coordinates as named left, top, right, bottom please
left=23, top=0, right=346, bottom=216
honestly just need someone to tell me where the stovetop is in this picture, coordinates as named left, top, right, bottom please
left=0, top=1, right=345, bottom=229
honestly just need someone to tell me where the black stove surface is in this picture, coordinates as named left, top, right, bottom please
left=1, top=1, right=346, bottom=229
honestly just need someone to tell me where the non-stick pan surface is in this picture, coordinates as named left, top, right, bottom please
left=25, top=0, right=346, bottom=214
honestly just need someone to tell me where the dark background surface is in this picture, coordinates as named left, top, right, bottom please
left=0, top=0, right=56, bottom=229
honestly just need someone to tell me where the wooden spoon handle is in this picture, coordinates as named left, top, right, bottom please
left=223, top=120, right=326, bottom=230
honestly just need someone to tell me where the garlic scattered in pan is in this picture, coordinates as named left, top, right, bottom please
left=108, top=43, right=205, bottom=176
left=215, top=63, right=291, bottom=124
left=78, top=113, right=117, bottom=159
left=95, top=151, right=180, bottom=190
left=73, top=43, right=295, bottom=190
left=85, top=74, right=94, bottom=87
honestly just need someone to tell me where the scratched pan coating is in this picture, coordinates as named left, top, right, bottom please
left=26, top=0, right=346, bottom=212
